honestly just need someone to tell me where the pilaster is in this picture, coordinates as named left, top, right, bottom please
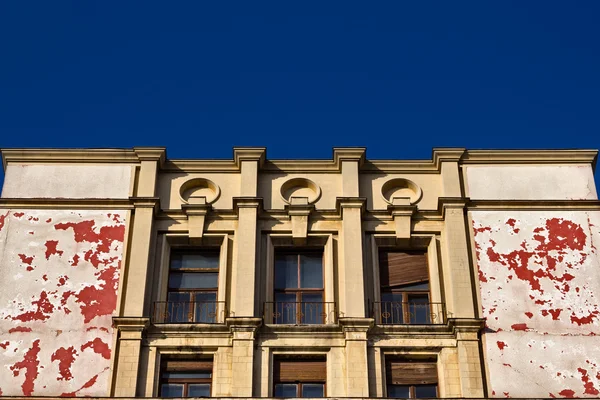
left=339, top=318, right=374, bottom=397
left=449, top=319, right=486, bottom=398
left=231, top=198, right=262, bottom=317
left=226, top=317, right=262, bottom=397
left=440, top=198, right=475, bottom=318
left=337, top=198, right=367, bottom=317
left=111, top=317, right=149, bottom=397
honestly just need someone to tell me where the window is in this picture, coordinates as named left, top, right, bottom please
left=378, top=251, right=432, bottom=324
left=160, top=359, right=212, bottom=398
left=386, top=359, right=438, bottom=398
left=273, top=250, right=324, bottom=324
left=166, top=250, right=219, bottom=323
left=274, top=358, right=326, bottom=398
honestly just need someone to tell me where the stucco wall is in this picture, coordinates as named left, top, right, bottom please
left=0, top=210, right=127, bottom=397
left=465, top=165, right=598, bottom=200
left=472, top=211, right=600, bottom=398
left=1, top=165, right=133, bottom=199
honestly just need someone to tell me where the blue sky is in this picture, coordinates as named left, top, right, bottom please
left=1, top=2, right=599, bottom=189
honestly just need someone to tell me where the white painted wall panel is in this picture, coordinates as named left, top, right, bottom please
left=466, top=165, right=597, bottom=200
left=472, top=211, right=600, bottom=397
left=1, top=164, right=132, bottom=199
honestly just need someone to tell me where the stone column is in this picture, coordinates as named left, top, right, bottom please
left=227, top=317, right=262, bottom=397
left=451, top=319, right=486, bottom=397
left=440, top=200, right=476, bottom=318
left=340, top=318, right=373, bottom=397
left=111, top=317, right=149, bottom=397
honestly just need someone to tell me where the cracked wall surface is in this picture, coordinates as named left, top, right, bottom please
left=0, top=210, right=126, bottom=397
left=472, top=211, right=600, bottom=398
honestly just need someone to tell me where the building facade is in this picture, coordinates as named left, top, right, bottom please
left=0, top=147, right=599, bottom=399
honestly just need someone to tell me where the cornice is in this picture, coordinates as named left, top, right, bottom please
left=233, top=147, right=266, bottom=168
left=1, top=148, right=139, bottom=170
left=133, top=147, right=167, bottom=166
left=462, top=149, right=598, bottom=166
left=467, top=199, right=600, bottom=211
left=0, top=198, right=135, bottom=210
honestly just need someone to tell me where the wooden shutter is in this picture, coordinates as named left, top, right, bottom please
left=379, top=251, right=429, bottom=287
left=386, top=361, right=437, bottom=385
left=163, top=359, right=213, bottom=372
left=274, top=359, right=326, bottom=382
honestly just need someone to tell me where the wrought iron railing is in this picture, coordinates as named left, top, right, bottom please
left=263, top=301, right=337, bottom=325
left=372, top=301, right=446, bottom=325
left=152, top=301, right=227, bottom=324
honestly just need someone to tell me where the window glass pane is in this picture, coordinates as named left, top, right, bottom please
left=396, top=281, right=430, bottom=291
left=161, top=384, right=184, bottom=398
left=188, top=384, right=211, bottom=397
left=408, top=294, right=431, bottom=324
left=275, top=384, right=298, bottom=398
left=171, top=252, right=219, bottom=269
left=388, top=385, right=410, bottom=398
left=300, top=254, right=323, bottom=288
left=300, top=292, right=324, bottom=324
left=302, top=383, right=324, bottom=398
left=415, top=384, right=437, bottom=398
left=274, top=293, right=297, bottom=324
left=169, top=272, right=218, bottom=289
left=162, top=372, right=212, bottom=379
left=275, top=254, right=299, bottom=289
left=166, top=292, right=192, bottom=322
left=193, top=292, right=218, bottom=323
left=381, top=292, right=404, bottom=302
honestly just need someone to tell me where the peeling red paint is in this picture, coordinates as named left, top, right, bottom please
left=524, top=312, right=533, bottom=319
left=57, top=275, right=68, bottom=286
left=44, top=240, right=64, bottom=259
left=10, top=339, right=41, bottom=396
left=75, top=265, right=119, bottom=323
left=9, top=326, right=32, bottom=333
left=11, top=291, right=55, bottom=322
left=511, top=323, right=529, bottom=331
left=577, top=367, right=600, bottom=395
left=51, top=346, right=78, bottom=381
left=0, top=341, right=9, bottom=349
left=0, top=212, right=10, bottom=231
left=497, top=341, right=507, bottom=350
left=18, top=254, right=34, bottom=265
left=570, top=311, right=600, bottom=326
left=559, top=389, right=576, bottom=398
left=70, top=254, right=80, bottom=267
left=13, top=212, right=24, bottom=218
left=80, top=337, right=111, bottom=359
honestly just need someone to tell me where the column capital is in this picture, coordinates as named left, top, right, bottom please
left=134, top=147, right=166, bottom=164
left=130, top=196, right=160, bottom=209
left=233, top=147, right=266, bottom=167
left=233, top=197, right=263, bottom=210
left=226, top=317, right=263, bottom=340
left=333, top=147, right=366, bottom=168
left=113, top=317, right=150, bottom=339
left=339, top=317, right=374, bottom=340
left=336, top=197, right=367, bottom=215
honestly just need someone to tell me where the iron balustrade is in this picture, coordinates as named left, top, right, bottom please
left=263, top=301, right=337, bottom=325
left=152, top=301, right=227, bottom=324
left=372, top=301, right=446, bottom=325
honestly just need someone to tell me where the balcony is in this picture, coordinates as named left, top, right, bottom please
left=263, top=301, right=337, bottom=325
left=372, top=301, right=446, bottom=325
left=152, top=301, right=227, bottom=324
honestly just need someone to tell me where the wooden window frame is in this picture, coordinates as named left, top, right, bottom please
left=385, top=358, right=438, bottom=399
left=273, top=357, right=326, bottom=398
left=167, top=249, right=220, bottom=323
left=274, top=250, right=325, bottom=324
left=160, top=359, right=213, bottom=398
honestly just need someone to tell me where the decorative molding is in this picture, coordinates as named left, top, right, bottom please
left=0, top=198, right=135, bottom=210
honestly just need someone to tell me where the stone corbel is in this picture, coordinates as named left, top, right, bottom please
left=182, top=196, right=212, bottom=240
left=286, top=197, right=314, bottom=244
left=387, top=197, right=417, bottom=241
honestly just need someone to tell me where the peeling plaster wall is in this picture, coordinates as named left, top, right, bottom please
left=466, top=165, right=598, bottom=200
left=0, top=210, right=126, bottom=397
left=1, top=165, right=132, bottom=199
left=472, top=210, right=600, bottom=398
